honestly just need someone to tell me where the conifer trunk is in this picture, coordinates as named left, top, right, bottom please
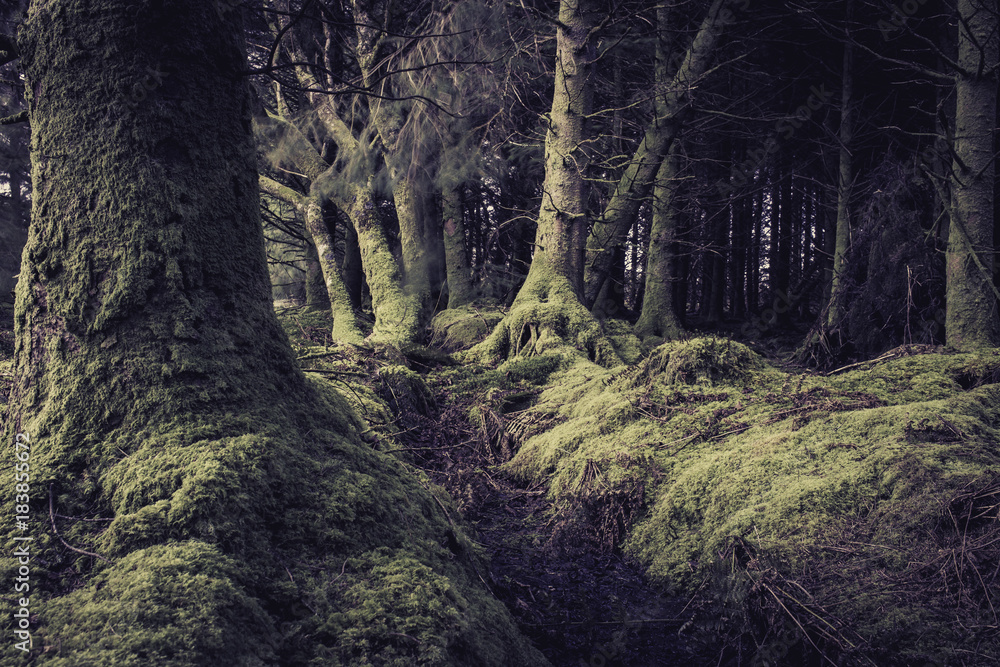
left=946, top=0, right=1000, bottom=349
left=442, top=184, right=476, bottom=308
left=826, top=1, right=855, bottom=331
left=584, top=0, right=730, bottom=311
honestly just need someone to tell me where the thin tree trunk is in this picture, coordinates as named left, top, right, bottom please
left=261, top=176, right=364, bottom=342
left=442, top=184, right=476, bottom=308
left=635, top=143, right=685, bottom=340
left=826, top=3, right=855, bottom=330
left=584, top=0, right=730, bottom=311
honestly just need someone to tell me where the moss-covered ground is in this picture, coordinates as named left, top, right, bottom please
left=486, top=337, right=1000, bottom=665
left=7, top=301, right=1000, bottom=665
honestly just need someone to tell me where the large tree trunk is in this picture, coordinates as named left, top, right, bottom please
left=1, top=3, right=545, bottom=664
left=946, top=0, right=1000, bottom=349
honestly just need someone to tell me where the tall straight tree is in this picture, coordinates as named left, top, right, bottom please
left=946, top=0, right=1000, bottom=349
left=0, top=2, right=546, bottom=664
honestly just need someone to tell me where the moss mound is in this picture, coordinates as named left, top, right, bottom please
left=501, top=340, right=1000, bottom=664
left=430, top=306, right=505, bottom=352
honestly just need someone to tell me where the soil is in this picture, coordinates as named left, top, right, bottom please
left=397, top=378, right=715, bottom=667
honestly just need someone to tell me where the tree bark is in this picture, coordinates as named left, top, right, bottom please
left=442, top=183, right=476, bottom=308
left=2, top=3, right=544, bottom=663
left=946, top=0, right=1000, bottom=349
left=584, top=0, right=730, bottom=311
left=826, top=0, right=855, bottom=331
left=260, top=176, right=364, bottom=342
left=635, top=143, right=685, bottom=340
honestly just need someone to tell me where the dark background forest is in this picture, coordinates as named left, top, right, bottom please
left=1, top=0, right=998, bottom=359
left=2, top=1, right=1000, bottom=666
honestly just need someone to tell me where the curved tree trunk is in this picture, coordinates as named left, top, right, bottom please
left=260, top=176, right=364, bottom=343
left=584, top=0, right=730, bottom=312
left=1, top=3, right=545, bottom=664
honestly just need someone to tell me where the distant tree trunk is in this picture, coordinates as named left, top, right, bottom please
left=946, top=0, right=1000, bottom=349
left=304, top=240, right=331, bottom=309
left=2, top=2, right=545, bottom=664
left=442, top=184, right=476, bottom=308
left=260, top=177, right=364, bottom=342
left=352, top=0, right=443, bottom=313
left=274, top=19, right=420, bottom=347
left=826, top=2, right=855, bottom=331
left=585, top=0, right=730, bottom=313
left=635, top=143, right=685, bottom=340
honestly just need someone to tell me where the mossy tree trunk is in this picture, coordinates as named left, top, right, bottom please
left=530, top=0, right=596, bottom=299
left=946, top=0, right=1000, bottom=349
left=584, top=0, right=730, bottom=314
left=266, top=16, right=420, bottom=348
left=259, top=108, right=419, bottom=347
left=303, top=238, right=331, bottom=309
left=635, top=143, right=685, bottom=340
left=260, top=176, right=364, bottom=343
left=1, top=3, right=545, bottom=664
left=473, top=0, right=620, bottom=364
left=352, top=0, right=445, bottom=315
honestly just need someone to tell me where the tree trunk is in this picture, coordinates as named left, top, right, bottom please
left=261, top=176, right=364, bottom=342
left=303, top=239, right=331, bottom=309
left=584, top=0, right=730, bottom=311
left=635, top=143, right=685, bottom=340
left=532, top=0, right=596, bottom=297
left=352, top=0, right=444, bottom=313
left=946, top=0, right=1000, bottom=349
left=474, top=0, right=621, bottom=364
left=826, top=1, right=855, bottom=331
left=442, top=184, right=476, bottom=308
left=2, top=3, right=545, bottom=664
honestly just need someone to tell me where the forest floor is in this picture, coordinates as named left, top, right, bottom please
left=397, top=380, right=711, bottom=666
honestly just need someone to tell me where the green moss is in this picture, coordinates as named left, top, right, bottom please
left=0, top=4, right=547, bottom=664
left=429, top=306, right=504, bottom=351
left=36, top=542, right=277, bottom=666
left=377, top=365, right=435, bottom=417
left=468, top=264, right=621, bottom=367
left=497, top=340, right=1000, bottom=664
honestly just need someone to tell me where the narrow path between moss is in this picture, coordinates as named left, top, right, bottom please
left=402, top=370, right=712, bottom=666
